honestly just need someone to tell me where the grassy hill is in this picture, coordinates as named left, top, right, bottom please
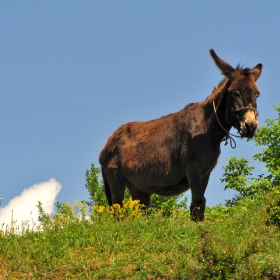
left=0, top=192, right=279, bottom=280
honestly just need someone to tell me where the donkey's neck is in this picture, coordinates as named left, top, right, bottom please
left=203, top=79, right=232, bottom=143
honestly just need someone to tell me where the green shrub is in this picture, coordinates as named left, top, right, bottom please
left=254, top=104, right=280, bottom=180
left=85, top=162, right=108, bottom=207
left=265, top=187, right=280, bottom=227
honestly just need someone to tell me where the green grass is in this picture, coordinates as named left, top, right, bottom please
left=0, top=197, right=279, bottom=280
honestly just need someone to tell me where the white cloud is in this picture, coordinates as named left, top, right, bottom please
left=0, top=178, right=62, bottom=232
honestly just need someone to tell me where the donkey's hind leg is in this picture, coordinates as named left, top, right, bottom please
left=103, top=167, right=126, bottom=206
left=126, top=183, right=151, bottom=207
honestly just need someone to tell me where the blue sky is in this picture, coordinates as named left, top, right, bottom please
left=0, top=2, right=279, bottom=214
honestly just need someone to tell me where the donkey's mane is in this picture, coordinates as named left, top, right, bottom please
left=203, top=78, right=228, bottom=105
left=235, top=64, right=251, bottom=71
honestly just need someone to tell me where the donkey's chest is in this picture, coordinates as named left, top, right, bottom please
left=197, top=145, right=221, bottom=174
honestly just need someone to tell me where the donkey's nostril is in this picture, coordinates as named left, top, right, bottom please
left=245, top=121, right=257, bottom=134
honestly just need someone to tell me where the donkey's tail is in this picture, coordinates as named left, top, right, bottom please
left=102, top=169, right=112, bottom=206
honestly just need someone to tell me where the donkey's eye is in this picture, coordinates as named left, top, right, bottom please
left=232, top=91, right=240, bottom=98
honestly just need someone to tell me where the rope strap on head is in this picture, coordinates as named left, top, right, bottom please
left=212, top=100, right=241, bottom=149
left=235, top=106, right=259, bottom=118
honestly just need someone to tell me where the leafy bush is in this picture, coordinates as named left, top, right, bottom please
left=265, top=188, right=280, bottom=227
left=221, top=157, right=255, bottom=206
left=85, top=162, right=108, bottom=207
left=253, top=104, right=280, bottom=187
left=149, top=192, right=188, bottom=216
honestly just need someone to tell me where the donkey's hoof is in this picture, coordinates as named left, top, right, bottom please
left=190, top=206, right=205, bottom=222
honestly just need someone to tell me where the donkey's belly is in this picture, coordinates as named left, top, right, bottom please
left=140, top=177, right=189, bottom=196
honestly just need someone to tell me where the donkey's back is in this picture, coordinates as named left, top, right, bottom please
left=99, top=107, right=186, bottom=177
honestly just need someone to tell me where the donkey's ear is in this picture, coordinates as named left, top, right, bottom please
left=250, top=63, right=262, bottom=81
left=209, top=49, right=235, bottom=78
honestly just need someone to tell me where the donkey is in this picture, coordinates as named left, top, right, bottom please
left=99, top=49, right=262, bottom=221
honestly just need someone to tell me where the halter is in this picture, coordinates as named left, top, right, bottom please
left=212, top=101, right=258, bottom=149
left=235, top=106, right=259, bottom=117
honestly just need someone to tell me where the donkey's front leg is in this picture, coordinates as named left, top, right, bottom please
left=186, top=163, right=206, bottom=221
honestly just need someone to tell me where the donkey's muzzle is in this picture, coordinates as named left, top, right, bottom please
left=239, top=110, right=258, bottom=138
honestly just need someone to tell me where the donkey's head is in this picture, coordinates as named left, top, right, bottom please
left=210, top=49, right=262, bottom=138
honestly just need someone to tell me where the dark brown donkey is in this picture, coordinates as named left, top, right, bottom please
left=99, top=49, right=262, bottom=221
